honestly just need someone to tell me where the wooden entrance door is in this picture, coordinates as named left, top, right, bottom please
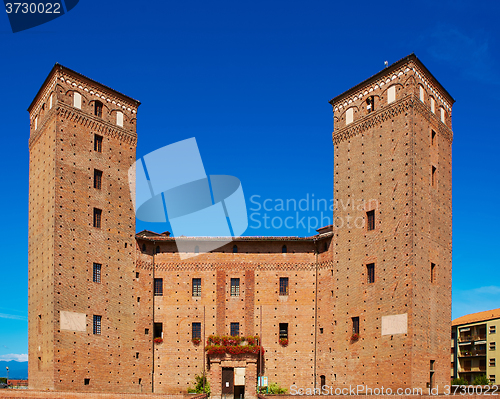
left=222, top=368, right=234, bottom=395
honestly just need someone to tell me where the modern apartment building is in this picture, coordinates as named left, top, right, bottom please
left=451, top=308, right=500, bottom=384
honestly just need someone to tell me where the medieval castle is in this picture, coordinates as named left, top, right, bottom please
left=27, top=54, right=453, bottom=397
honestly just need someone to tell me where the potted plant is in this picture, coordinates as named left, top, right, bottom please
left=154, top=337, right=163, bottom=344
left=350, top=333, right=359, bottom=342
left=192, top=337, right=201, bottom=345
left=279, top=338, right=288, bottom=347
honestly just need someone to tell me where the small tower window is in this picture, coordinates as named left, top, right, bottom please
left=155, top=245, right=160, bottom=254
left=279, top=277, right=289, bottom=295
left=94, top=169, right=102, bottom=189
left=93, top=263, right=101, bottom=283
left=141, top=244, right=146, bottom=252
left=94, top=134, right=103, bottom=152
left=93, top=208, right=102, bottom=228
left=282, top=245, right=287, bottom=253
left=431, top=263, right=436, bottom=283
left=346, top=108, right=354, bottom=125
left=320, top=375, right=326, bottom=388
left=230, top=278, right=240, bottom=296
left=387, top=86, right=396, bottom=104
left=352, top=316, right=360, bottom=335
left=49, top=93, right=53, bottom=109
left=95, top=101, right=103, bottom=117
left=279, top=323, right=288, bottom=339
left=93, top=315, right=102, bottom=335
left=431, top=130, right=436, bottom=146
left=440, top=108, right=446, bottom=123
left=232, top=245, right=238, bottom=253
left=367, top=263, right=375, bottom=284
left=116, top=111, right=123, bottom=127
left=419, top=86, right=425, bottom=102
left=432, top=166, right=437, bottom=187
left=192, top=322, right=202, bottom=339
left=366, top=96, right=374, bottom=113
left=192, top=278, right=201, bottom=297
left=73, top=92, right=82, bottom=109
left=430, top=97, right=435, bottom=113
left=366, top=210, right=375, bottom=231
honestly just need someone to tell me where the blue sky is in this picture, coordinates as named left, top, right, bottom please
left=0, top=0, right=499, bottom=362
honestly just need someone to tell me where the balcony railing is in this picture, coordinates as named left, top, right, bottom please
left=459, top=350, right=487, bottom=357
left=458, top=335, right=487, bottom=343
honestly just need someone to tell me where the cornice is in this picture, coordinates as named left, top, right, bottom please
left=28, top=103, right=137, bottom=150
left=332, top=95, right=453, bottom=146
left=136, top=259, right=334, bottom=272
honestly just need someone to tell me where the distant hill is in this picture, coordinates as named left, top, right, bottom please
left=0, top=361, right=28, bottom=380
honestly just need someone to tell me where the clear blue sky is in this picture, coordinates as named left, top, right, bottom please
left=0, top=0, right=499, bottom=361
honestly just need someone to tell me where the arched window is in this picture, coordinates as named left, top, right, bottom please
left=194, top=246, right=199, bottom=254
left=142, top=244, right=146, bottom=252
left=282, top=245, right=287, bottom=253
left=232, top=245, right=238, bottom=253
left=156, top=246, right=160, bottom=254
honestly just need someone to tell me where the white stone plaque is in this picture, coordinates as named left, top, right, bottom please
left=60, top=311, right=86, bottom=332
left=381, top=313, right=407, bottom=336
left=234, top=367, right=245, bottom=386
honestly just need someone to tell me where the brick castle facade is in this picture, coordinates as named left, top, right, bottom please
left=27, top=54, right=453, bottom=396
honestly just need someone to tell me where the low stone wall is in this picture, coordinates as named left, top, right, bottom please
left=0, top=391, right=207, bottom=399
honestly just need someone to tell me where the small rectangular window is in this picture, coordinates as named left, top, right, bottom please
left=73, top=92, right=81, bottom=109
left=116, top=111, right=123, bottom=127
left=93, top=263, right=101, bottom=283
left=490, top=326, right=496, bottom=334
left=93, top=208, right=102, bottom=228
left=490, top=375, right=496, bottom=384
left=145, top=328, right=149, bottom=335
left=387, top=86, right=396, bottom=104
left=440, top=108, right=445, bottom=123
left=430, top=97, right=435, bottom=113
left=230, top=278, right=240, bottom=297
left=279, top=323, right=288, bottom=339
left=192, top=322, right=201, bottom=339
left=431, top=263, right=436, bottom=283
left=490, top=342, right=496, bottom=351
left=490, top=358, right=496, bottom=367
left=135, top=352, right=139, bottom=359
left=346, top=108, right=353, bottom=125
left=94, top=169, right=102, bottom=190
left=230, top=322, right=239, bottom=337
left=279, top=277, right=289, bottom=296
left=192, top=278, right=201, bottom=297
left=419, top=86, right=424, bottom=102
left=84, top=378, right=90, bottom=386
left=136, top=272, right=139, bottom=279
left=49, top=93, right=53, bottom=109
left=34, top=116, right=38, bottom=130
left=153, top=322, right=163, bottom=339
left=154, top=278, right=163, bottom=296
left=367, top=263, right=375, bottom=284
left=94, top=134, right=103, bottom=152
left=431, top=166, right=437, bottom=187
left=431, top=130, right=436, bottom=146
left=95, top=101, right=103, bottom=117
left=366, top=210, right=375, bottom=231
left=352, top=317, right=359, bottom=335
left=93, top=315, right=101, bottom=335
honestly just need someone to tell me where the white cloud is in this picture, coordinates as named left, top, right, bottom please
left=0, top=313, right=27, bottom=321
left=0, top=354, right=28, bottom=362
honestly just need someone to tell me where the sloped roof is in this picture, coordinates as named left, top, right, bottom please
left=452, top=308, right=500, bottom=326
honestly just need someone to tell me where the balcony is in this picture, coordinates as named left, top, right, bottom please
left=458, top=350, right=487, bottom=358
left=459, top=367, right=487, bottom=373
left=458, top=335, right=487, bottom=343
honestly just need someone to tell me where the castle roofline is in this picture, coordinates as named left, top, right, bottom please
left=135, top=229, right=333, bottom=242
left=329, top=53, right=455, bottom=107
left=28, top=63, right=141, bottom=113
left=452, top=308, right=500, bottom=327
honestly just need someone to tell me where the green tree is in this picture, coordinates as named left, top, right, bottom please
left=451, top=377, right=468, bottom=386
left=0, top=377, right=6, bottom=384
left=188, top=374, right=210, bottom=394
left=472, top=375, right=490, bottom=386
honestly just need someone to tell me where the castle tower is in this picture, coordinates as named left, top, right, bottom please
left=327, top=54, right=453, bottom=392
left=27, top=64, right=148, bottom=392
